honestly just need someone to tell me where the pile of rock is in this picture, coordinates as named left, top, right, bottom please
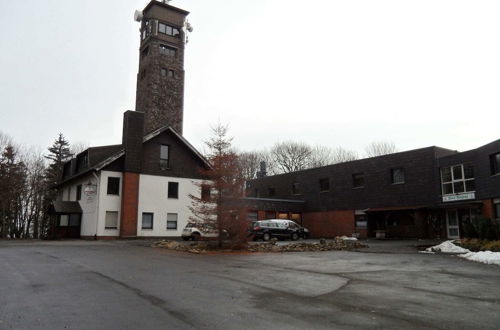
left=248, top=238, right=366, bottom=253
left=152, top=240, right=209, bottom=254
left=153, top=238, right=366, bottom=254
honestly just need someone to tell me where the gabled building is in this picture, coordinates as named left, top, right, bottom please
left=53, top=111, right=210, bottom=239
left=50, top=1, right=209, bottom=239
left=247, top=140, right=500, bottom=239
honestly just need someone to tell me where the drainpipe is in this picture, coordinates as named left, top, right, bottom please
left=92, top=171, right=100, bottom=239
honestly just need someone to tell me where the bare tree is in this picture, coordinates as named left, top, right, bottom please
left=270, top=141, right=312, bottom=173
left=70, top=142, right=88, bottom=156
left=237, top=151, right=261, bottom=181
left=365, top=141, right=398, bottom=158
left=331, top=147, right=359, bottom=164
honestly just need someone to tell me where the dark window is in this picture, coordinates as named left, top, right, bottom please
left=491, top=152, right=500, bottom=175
left=391, top=168, right=405, bottom=184
left=160, top=68, right=175, bottom=78
left=352, top=173, right=364, bottom=188
left=167, top=213, right=178, bottom=230
left=159, top=44, right=177, bottom=57
left=494, top=199, right=500, bottom=220
left=158, top=22, right=180, bottom=38
left=76, top=184, right=82, bottom=201
left=292, top=182, right=301, bottom=195
left=201, top=185, right=211, bottom=201
left=160, top=145, right=169, bottom=169
left=168, top=182, right=179, bottom=199
left=141, top=46, right=149, bottom=57
left=265, top=211, right=276, bottom=219
left=319, top=178, right=329, bottom=192
left=107, top=177, right=120, bottom=195
left=69, top=214, right=81, bottom=227
left=142, top=213, right=153, bottom=229
left=268, top=187, right=275, bottom=197
left=105, top=211, right=118, bottom=229
left=254, top=188, right=259, bottom=197
left=247, top=211, right=258, bottom=221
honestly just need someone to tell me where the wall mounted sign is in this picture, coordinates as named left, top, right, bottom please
left=442, top=192, right=475, bottom=203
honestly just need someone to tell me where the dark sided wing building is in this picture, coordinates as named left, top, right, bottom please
left=246, top=140, right=500, bottom=239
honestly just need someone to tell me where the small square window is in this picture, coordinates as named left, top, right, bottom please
left=142, top=213, right=153, bottom=229
left=391, top=168, right=405, bottom=184
left=319, top=178, right=329, bottom=192
left=107, top=177, right=120, bottom=195
left=167, top=213, right=178, bottom=230
left=161, top=68, right=167, bottom=76
left=105, top=211, right=118, bottom=229
left=292, top=182, right=301, bottom=195
left=168, top=182, right=179, bottom=199
left=59, top=215, right=69, bottom=227
left=352, top=173, right=364, bottom=188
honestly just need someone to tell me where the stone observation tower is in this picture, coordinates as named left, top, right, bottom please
left=134, top=0, right=191, bottom=135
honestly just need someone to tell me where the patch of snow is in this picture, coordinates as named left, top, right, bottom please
left=340, top=236, right=358, bottom=241
left=459, top=251, right=500, bottom=266
left=426, top=240, right=470, bottom=254
left=419, top=250, right=435, bottom=254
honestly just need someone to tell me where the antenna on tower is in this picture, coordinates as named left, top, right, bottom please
left=183, top=20, right=193, bottom=44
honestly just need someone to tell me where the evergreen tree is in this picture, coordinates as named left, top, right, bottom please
left=189, top=123, right=248, bottom=248
left=41, top=133, right=73, bottom=238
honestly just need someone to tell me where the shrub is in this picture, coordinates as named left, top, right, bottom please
left=464, top=217, right=499, bottom=240
left=482, top=240, right=500, bottom=252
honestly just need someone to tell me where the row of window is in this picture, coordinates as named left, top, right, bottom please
left=141, top=44, right=177, bottom=58
left=440, top=164, right=475, bottom=195
left=277, top=167, right=406, bottom=196
left=104, top=211, right=178, bottom=230
left=160, top=68, right=176, bottom=78
left=142, top=21, right=181, bottom=41
left=106, top=177, right=179, bottom=199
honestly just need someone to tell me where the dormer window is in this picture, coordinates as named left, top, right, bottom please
left=160, top=144, right=169, bottom=169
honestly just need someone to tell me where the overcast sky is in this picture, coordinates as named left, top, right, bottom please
left=1, top=0, right=499, bottom=156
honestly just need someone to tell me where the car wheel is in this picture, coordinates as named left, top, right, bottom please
left=263, top=232, right=271, bottom=241
left=291, top=232, right=299, bottom=241
left=191, top=233, right=201, bottom=241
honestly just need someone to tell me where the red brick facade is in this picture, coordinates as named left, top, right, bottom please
left=302, top=210, right=355, bottom=238
left=120, top=172, right=140, bottom=238
left=482, top=199, right=494, bottom=219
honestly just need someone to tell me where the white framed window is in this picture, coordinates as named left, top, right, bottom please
left=105, top=211, right=118, bottom=229
left=167, top=213, right=178, bottom=230
left=440, top=164, right=475, bottom=195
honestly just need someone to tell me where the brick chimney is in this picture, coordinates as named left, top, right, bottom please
left=120, top=111, right=144, bottom=238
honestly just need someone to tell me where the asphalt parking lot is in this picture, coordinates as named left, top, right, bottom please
left=0, top=239, right=499, bottom=330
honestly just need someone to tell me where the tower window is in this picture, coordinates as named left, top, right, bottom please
left=161, top=68, right=175, bottom=78
left=158, top=22, right=180, bottom=38
left=159, top=44, right=177, bottom=57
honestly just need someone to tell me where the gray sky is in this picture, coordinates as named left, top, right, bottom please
left=1, top=0, right=499, bottom=156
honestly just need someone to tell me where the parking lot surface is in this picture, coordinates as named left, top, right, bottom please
left=0, top=239, right=499, bottom=330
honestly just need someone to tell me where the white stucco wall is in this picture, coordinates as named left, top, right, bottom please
left=96, top=171, right=122, bottom=237
left=58, top=174, right=99, bottom=237
left=137, top=174, right=202, bottom=237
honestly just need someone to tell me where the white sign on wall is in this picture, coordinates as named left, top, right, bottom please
left=442, top=192, right=475, bottom=203
left=85, top=184, right=97, bottom=203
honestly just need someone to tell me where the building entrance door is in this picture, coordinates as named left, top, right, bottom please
left=446, top=209, right=460, bottom=239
